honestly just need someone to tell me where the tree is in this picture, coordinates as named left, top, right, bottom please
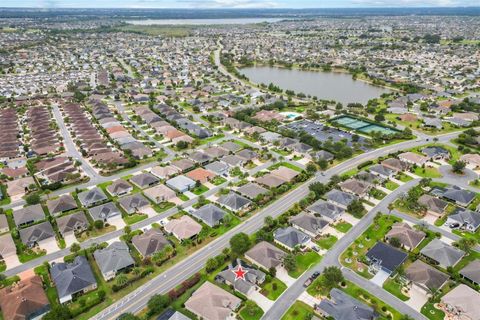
left=94, top=220, right=104, bottom=229
left=230, top=233, right=251, bottom=256
left=388, top=203, right=395, bottom=214
left=117, top=313, right=141, bottom=320
left=347, top=200, right=365, bottom=217
left=389, top=237, right=402, bottom=248
left=374, top=114, right=385, bottom=122
left=43, top=305, right=71, bottom=320
left=455, top=238, right=475, bottom=252
left=306, top=162, right=317, bottom=174
left=309, top=182, right=328, bottom=199
left=452, top=160, right=466, bottom=174
left=206, top=257, right=219, bottom=272
left=25, top=192, right=41, bottom=205
left=116, top=274, right=128, bottom=286
left=70, top=242, right=81, bottom=253
left=322, top=266, right=344, bottom=289
left=317, top=158, right=328, bottom=170
left=283, top=253, right=297, bottom=272
left=124, top=225, right=132, bottom=235
left=147, top=294, right=170, bottom=315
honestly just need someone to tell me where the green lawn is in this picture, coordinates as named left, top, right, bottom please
left=192, top=185, right=209, bottom=195
left=316, top=235, right=338, bottom=250
left=289, top=251, right=322, bottom=278
left=123, top=213, right=147, bottom=225
left=152, top=202, right=175, bottom=213
left=385, top=180, right=399, bottom=191
left=421, top=302, right=445, bottom=320
left=369, top=188, right=387, bottom=200
left=260, top=277, right=287, bottom=300
left=397, top=173, right=413, bottom=182
left=281, top=301, right=315, bottom=320
left=268, top=162, right=303, bottom=172
left=178, top=194, right=189, bottom=201
left=239, top=303, right=264, bottom=320
left=413, top=166, right=442, bottom=178
left=211, top=176, right=227, bottom=186
left=199, top=134, right=225, bottom=145
left=334, top=221, right=353, bottom=233
left=383, top=278, right=409, bottom=301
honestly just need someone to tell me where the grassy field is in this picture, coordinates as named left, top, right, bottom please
left=281, top=301, right=315, bottom=320
left=268, top=162, right=303, bottom=172
left=288, top=251, right=322, bottom=278
left=383, top=278, right=409, bottom=301
left=413, top=166, right=442, bottom=178
left=239, top=303, right=264, bottom=320
left=316, top=234, right=338, bottom=249
left=260, top=277, right=287, bottom=300
left=117, top=25, right=192, bottom=37
left=385, top=180, right=400, bottom=191
left=334, top=221, right=353, bottom=233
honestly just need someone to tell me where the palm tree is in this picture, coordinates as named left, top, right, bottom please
left=116, top=274, right=128, bottom=286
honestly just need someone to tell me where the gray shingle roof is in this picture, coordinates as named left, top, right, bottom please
left=217, top=192, right=251, bottom=211
left=94, top=241, right=135, bottom=275
left=47, top=195, right=77, bottom=216
left=319, top=288, right=376, bottom=320
left=77, top=187, right=108, bottom=207
left=88, top=202, right=121, bottom=221
left=421, top=239, right=465, bottom=268
left=290, top=213, right=328, bottom=236
left=274, top=227, right=310, bottom=249
left=191, top=204, right=227, bottom=227
left=325, top=190, right=357, bottom=208
left=459, top=260, right=480, bottom=284
left=13, top=204, right=45, bottom=226
left=19, top=221, right=55, bottom=247
left=118, top=193, right=150, bottom=214
left=132, top=228, right=169, bottom=257
left=50, top=256, right=96, bottom=300
left=56, top=211, right=89, bottom=236
left=130, top=173, right=159, bottom=189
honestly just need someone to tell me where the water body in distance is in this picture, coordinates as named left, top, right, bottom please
left=126, top=18, right=284, bottom=25
left=240, top=66, right=391, bottom=105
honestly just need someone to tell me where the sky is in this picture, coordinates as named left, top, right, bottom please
left=2, top=0, right=479, bottom=8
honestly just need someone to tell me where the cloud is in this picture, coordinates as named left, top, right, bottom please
left=350, top=0, right=477, bottom=6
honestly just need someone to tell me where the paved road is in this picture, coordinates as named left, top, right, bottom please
left=262, top=179, right=425, bottom=320
left=94, top=130, right=464, bottom=319
left=52, top=104, right=99, bottom=180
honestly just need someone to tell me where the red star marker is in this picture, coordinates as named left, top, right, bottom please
left=232, top=265, right=248, bottom=281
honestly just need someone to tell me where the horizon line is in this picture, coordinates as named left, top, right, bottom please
left=1, top=6, right=480, bottom=9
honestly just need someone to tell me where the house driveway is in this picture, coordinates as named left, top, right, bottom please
left=64, top=233, right=77, bottom=247
left=298, top=292, right=321, bottom=308
left=341, top=214, right=360, bottom=226
left=4, top=254, right=21, bottom=270
left=40, top=238, right=60, bottom=254
left=391, top=177, right=404, bottom=185
left=370, top=269, right=390, bottom=286
left=322, top=226, right=344, bottom=239
left=407, top=285, right=428, bottom=311
left=276, top=267, right=296, bottom=286
left=249, top=289, right=274, bottom=311
left=109, top=216, right=126, bottom=229
left=142, top=206, right=157, bottom=218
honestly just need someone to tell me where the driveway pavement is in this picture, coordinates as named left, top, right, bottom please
left=407, top=285, right=429, bottom=311
left=370, top=269, right=389, bottom=286
left=249, top=290, right=274, bottom=311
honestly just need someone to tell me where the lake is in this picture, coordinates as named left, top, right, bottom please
left=126, top=18, right=284, bottom=25
left=239, top=66, right=391, bottom=105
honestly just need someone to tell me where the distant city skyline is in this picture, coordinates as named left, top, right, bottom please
left=3, top=0, right=480, bottom=9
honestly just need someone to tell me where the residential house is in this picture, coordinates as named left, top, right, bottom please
left=325, top=190, right=357, bottom=210
left=143, top=184, right=176, bottom=204
left=405, top=260, right=449, bottom=295
left=106, top=179, right=133, bottom=197
left=77, top=188, right=108, bottom=208
left=50, top=256, right=97, bottom=303
left=0, top=275, right=50, bottom=320
left=164, top=215, right=202, bottom=241
left=216, top=260, right=265, bottom=296
left=88, top=202, right=121, bottom=223
left=219, top=141, right=242, bottom=153
left=150, top=165, right=180, bottom=180
left=459, top=260, right=480, bottom=286
left=0, top=233, right=16, bottom=262
left=306, top=199, right=344, bottom=222
left=273, top=226, right=311, bottom=251
left=0, top=214, right=9, bottom=233
left=365, top=241, right=407, bottom=274
left=422, top=146, right=450, bottom=161
left=385, top=222, right=426, bottom=250
left=236, top=183, right=268, bottom=200
left=93, top=241, right=135, bottom=281
left=46, top=195, right=77, bottom=216
left=460, top=154, right=480, bottom=170
left=441, top=284, right=480, bottom=320
left=166, top=175, right=196, bottom=193
left=418, top=194, right=449, bottom=217
left=339, top=179, right=372, bottom=198
left=191, top=204, right=227, bottom=227
left=318, top=288, right=377, bottom=320
left=13, top=204, right=45, bottom=227
left=245, top=241, right=286, bottom=271
left=446, top=208, right=480, bottom=232
left=184, top=282, right=241, bottom=320
left=132, top=228, right=169, bottom=258
left=171, top=159, right=195, bottom=172
left=398, top=152, right=428, bottom=166
left=368, top=164, right=395, bottom=180
left=186, top=168, right=216, bottom=184
left=290, top=213, right=328, bottom=238
left=217, top=192, right=252, bottom=212
left=420, top=239, right=465, bottom=268
left=118, top=194, right=150, bottom=215
left=431, top=186, right=476, bottom=207
left=381, top=158, right=408, bottom=173
left=316, top=150, right=334, bottom=162
left=130, top=172, right=159, bottom=189
left=19, top=221, right=56, bottom=249
left=204, top=161, right=229, bottom=176
left=189, top=151, right=213, bottom=165
left=56, top=211, right=89, bottom=237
